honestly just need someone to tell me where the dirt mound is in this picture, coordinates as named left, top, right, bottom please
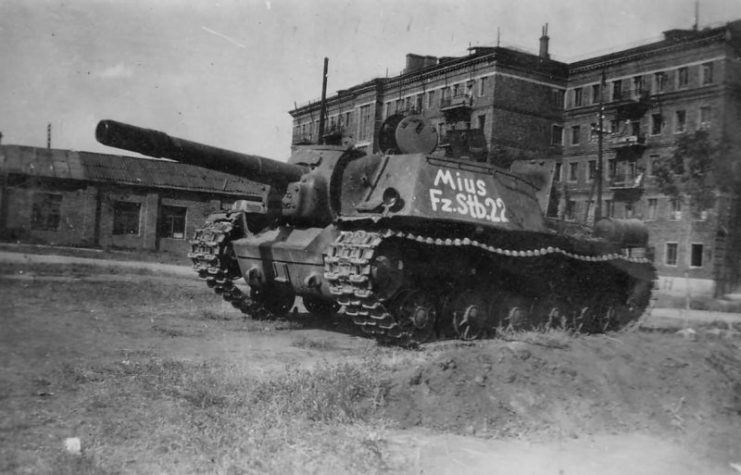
left=382, top=332, right=741, bottom=462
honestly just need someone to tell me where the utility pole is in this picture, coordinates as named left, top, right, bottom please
left=596, top=69, right=606, bottom=222
left=318, top=57, right=328, bottom=145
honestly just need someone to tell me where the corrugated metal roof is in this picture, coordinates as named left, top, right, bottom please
left=0, top=145, right=264, bottom=195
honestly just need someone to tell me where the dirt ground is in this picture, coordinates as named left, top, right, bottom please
left=1, top=260, right=741, bottom=474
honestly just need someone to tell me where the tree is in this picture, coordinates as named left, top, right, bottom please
left=653, top=129, right=734, bottom=216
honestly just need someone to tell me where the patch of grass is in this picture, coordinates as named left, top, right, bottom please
left=290, top=336, right=338, bottom=351
left=40, top=355, right=394, bottom=473
left=151, top=324, right=188, bottom=338
left=201, top=309, right=233, bottom=321
left=51, top=452, right=109, bottom=475
left=252, top=359, right=387, bottom=423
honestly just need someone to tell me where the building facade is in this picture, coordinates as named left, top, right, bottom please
left=0, top=145, right=263, bottom=255
left=290, top=21, right=741, bottom=297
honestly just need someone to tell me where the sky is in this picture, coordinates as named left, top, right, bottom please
left=2, top=0, right=741, bottom=161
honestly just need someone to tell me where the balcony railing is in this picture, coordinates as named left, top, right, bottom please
left=609, top=133, right=647, bottom=149
left=440, top=94, right=473, bottom=110
left=609, top=171, right=644, bottom=189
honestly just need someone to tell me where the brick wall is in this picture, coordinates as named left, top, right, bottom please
left=1, top=179, right=243, bottom=255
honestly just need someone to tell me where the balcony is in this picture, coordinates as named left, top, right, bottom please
left=322, top=126, right=346, bottom=145
left=611, top=88, right=652, bottom=121
left=609, top=133, right=646, bottom=150
left=440, top=94, right=473, bottom=123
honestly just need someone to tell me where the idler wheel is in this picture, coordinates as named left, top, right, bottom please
left=392, top=289, right=438, bottom=343
left=302, top=295, right=339, bottom=316
left=447, top=290, right=489, bottom=341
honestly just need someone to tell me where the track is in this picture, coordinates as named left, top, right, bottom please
left=187, top=212, right=259, bottom=316
left=324, top=229, right=655, bottom=346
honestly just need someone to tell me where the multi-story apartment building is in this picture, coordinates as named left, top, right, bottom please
left=563, top=23, right=741, bottom=297
left=291, top=29, right=568, bottom=165
left=290, top=21, right=741, bottom=297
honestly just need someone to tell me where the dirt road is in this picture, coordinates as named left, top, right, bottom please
left=1, top=259, right=740, bottom=474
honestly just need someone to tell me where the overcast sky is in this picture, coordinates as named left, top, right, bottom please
left=2, top=0, right=741, bottom=160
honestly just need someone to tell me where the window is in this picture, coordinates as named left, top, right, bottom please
left=344, top=112, right=351, bottom=128
left=427, top=90, right=435, bottom=109
left=159, top=206, right=187, bottom=239
left=665, top=243, right=678, bottom=266
left=669, top=198, right=682, bottom=220
left=574, top=88, right=583, bottom=107
left=610, top=119, right=620, bottom=134
left=588, top=160, right=597, bottom=181
left=675, top=110, right=686, bottom=133
left=554, top=162, right=562, bottom=182
left=477, top=114, right=486, bottom=131
left=690, top=244, right=704, bottom=267
left=571, top=125, right=581, bottom=145
left=701, top=62, right=714, bottom=85
left=385, top=102, right=392, bottom=118
left=552, top=89, right=565, bottom=108
left=568, top=162, right=579, bottom=182
left=651, top=113, right=663, bottom=135
left=647, top=198, right=658, bottom=220
left=654, top=72, right=667, bottom=92
left=551, top=125, right=563, bottom=145
left=632, top=76, right=643, bottom=95
left=677, top=67, right=689, bottom=88
left=565, top=200, right=576, bottom=221
left=112, top=201, right=140, bottom=235
left=700, top=106, right=712, bottom=127
left=630, top=120, right=641, bottom=137
left=31, top=192, right=62, bottom=231
left=649, top=155, right=660, bottom=176
left=625, top=202, right=634, bottom=219
left=357, top=104, right=372, bottom=141
left=612, top=80, right=622, bottom=100
left=592, top=84, right=601, bottom=104
left=604, top=199, right=614, bottom=218
left=607, top=158, right=617, bottom=178
left=453, top=84, right=460, bottom=97
left=416, top=94, right=424, bottom=112
left=478, top=77, right=487, bottom=97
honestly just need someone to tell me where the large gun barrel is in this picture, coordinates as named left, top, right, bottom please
left=96, top=120, right=305, bottom=187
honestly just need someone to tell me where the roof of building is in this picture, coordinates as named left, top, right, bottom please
left=570, top=21, right=740, bottom=72
left=291, top=46, right=568, bottom=116
left=0, top=144, right=264, bottom=196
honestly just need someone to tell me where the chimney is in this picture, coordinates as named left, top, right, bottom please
left=539, top=23, right=550, bottom=60
left=405, top=53, right=426, bottom=74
